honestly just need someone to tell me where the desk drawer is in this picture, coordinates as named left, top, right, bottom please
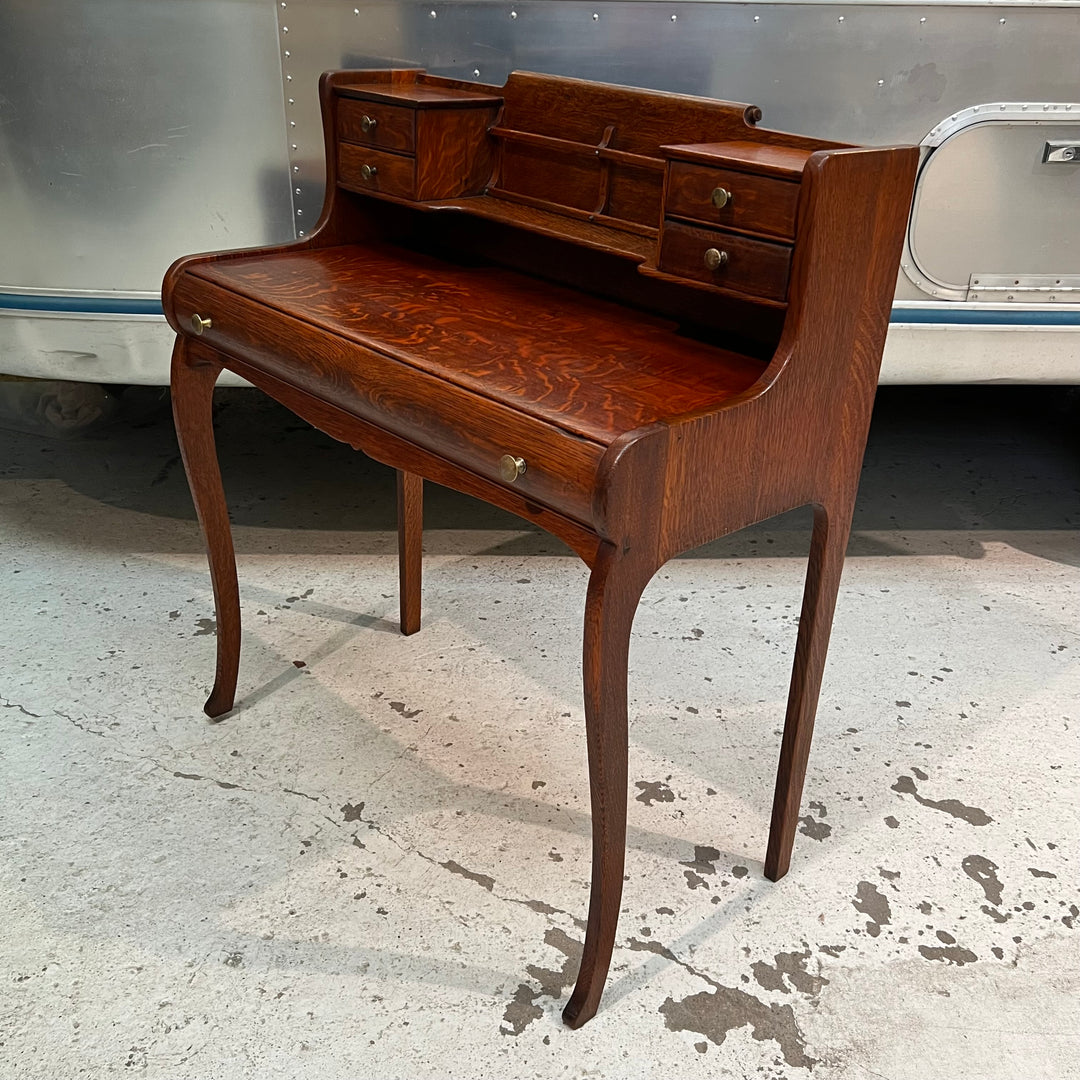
left=666, top=161, right=799, bottom=241
left=173, top=274, right=604, bottom=525
left=339, top=143, right=416, bottom=199
left=337, top=98, right=416, bottom=154
left=659, top=220, right=791, bottom=302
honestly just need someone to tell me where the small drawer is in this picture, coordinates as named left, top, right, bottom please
left=339, top=143, right=417, bottom=199
left=659, top=220, right=792, bottom=302
left=666, top=161, right=800, bottom=240
left=337, top=98, right=415, bottom=154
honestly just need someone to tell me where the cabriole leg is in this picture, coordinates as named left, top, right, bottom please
left=765, top=500, right=853, bottom=881
left=563, top=542, right=654, bottom=1029
left=171, top=338, right=240, bottom=719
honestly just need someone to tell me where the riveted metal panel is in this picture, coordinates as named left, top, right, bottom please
left=908, top=112, right=1080, bottom=297
left=0, top=0, right=294, bottom=297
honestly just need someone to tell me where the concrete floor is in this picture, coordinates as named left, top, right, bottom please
left=1, top=384, right=1078, bottom=1079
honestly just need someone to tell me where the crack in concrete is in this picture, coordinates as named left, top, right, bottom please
left=627, top=935, right=720, bottom=990
left=0, top=696, right=43, bottom=718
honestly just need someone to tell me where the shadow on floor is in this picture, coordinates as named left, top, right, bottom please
left=1, top=384, right=1077, bottom=563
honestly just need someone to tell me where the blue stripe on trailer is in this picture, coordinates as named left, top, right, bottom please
left=0, top=292, right=165, bottom=316
left=3, top=293, right=1079, bottom=328
left=892, top=307, right=1080, bottom=327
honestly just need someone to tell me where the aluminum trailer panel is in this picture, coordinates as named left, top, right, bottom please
left=1, top=0, right=1078, bottom=385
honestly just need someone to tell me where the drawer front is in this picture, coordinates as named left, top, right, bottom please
left=172, top=275, right=603, bottom=525
left=666, top=161, right=800, bottom=240
left=339, top=143, right=416, bottom=199
left=659, top=220, right=792, bottom=302
left=337, top=98, right=415, bottom=153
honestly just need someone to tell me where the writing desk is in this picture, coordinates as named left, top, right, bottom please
left=164, top=69, right=917, bottom=1026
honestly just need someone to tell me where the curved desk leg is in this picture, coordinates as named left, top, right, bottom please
left=396, top=470, right=423, bottom=636
left=563, top=541, right=654, bottom=1029
left=765, top=500, right=852, bottom=881
left=171, top=338, right=240, bottom=719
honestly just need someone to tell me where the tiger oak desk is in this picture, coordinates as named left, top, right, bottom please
left=163, top=69, right=917, bottom=1027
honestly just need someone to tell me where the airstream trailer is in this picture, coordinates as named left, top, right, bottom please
left=1, top=0, right=1078, bottom=395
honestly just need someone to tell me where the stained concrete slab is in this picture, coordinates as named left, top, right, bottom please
left=1, top=386, right=1078, bottom=1078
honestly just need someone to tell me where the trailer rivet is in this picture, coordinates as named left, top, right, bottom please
left=999, top=17, right=1006, bottom=25
left=511, top=10, right=517, bottom=18
left=293, top=165, right=299, bottom=173
left=754, top=15, right=760, bottom=22
left=877, top=80, right=884, bottom=87
left=671, top=14, right=677, bottom=21
left=474, top=68, right=480, bottom=77
left=837, top=15, right=844, bottom=23
left=593, top=12, right=599, bottom=20
left=429, top=10, right=437, bottom=19
left=919, top=16, right=926, bottom=23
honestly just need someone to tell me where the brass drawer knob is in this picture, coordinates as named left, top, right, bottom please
left=703, top=248, right=729, bottom=271
left=190, top=313, right=212, bottom=335
left=360, top=114, right=377, bottom=133
left=360, top=163, right=378, bottom=181
left=711, top=186, right=733, bottom=209
left=499, top=454, right=527, bottom=483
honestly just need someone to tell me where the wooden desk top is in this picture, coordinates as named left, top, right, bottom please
left=191, top=244, right=766, bottom=444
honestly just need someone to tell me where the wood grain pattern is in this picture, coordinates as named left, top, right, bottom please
left=164, top=66, right=919, bottom=1029
left=337, top=78, right=502, bottom=109
left=663, top=141, right=817, bottom=178
left=338, top=98, right=416, bottom=154
left=658, top=220, right=792, bottom=302
left=339, top=143, right=417, bottom=199
left=205, top=346, right=604, bottom=566
left=396, top=470, right=423, bottom=635
left=170, top=338, right=238, bottom=719
left=171, top=273, right=606, bottom=526
left=185, top=245, right=767, bottom=444
left=415, top=106, right=500, bottom=200
left=666, top=160, right=801, bottom=240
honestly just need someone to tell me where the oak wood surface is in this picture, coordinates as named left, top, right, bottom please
left=337, top=98, right=416, bottom=153
left=658, top=220, right=792, bottom=302
left=666, top=160, right=801, bottom=240
left=339, top=142, right=417, bottom=200
left=185, top=245, right=767, bottom=444
left=396, top=471, right=423, bottom=635
left=337, top=80, right=503, bottom=108
left=414, top=106, right=500, bottom=200
left=171, top=274, right=606, bottom=526
left=662, top=140, right=817, bottom=178
left=164, top=66, right=919, bottom=1029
